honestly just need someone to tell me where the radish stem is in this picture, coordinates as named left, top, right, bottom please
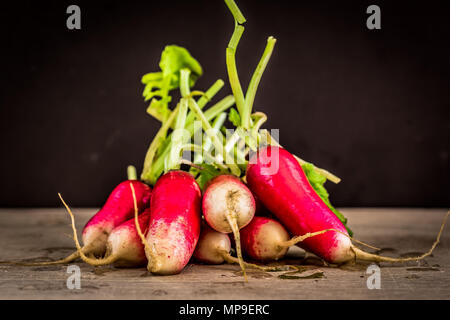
left=167, top=98, right=188, bottom=171
left=149, top=95, right=235, bottom=182
left=194, top=112, right=227, bottom=164
left=226, top=24, right=247, bottom=128
left=224, top=0, right=246, bottom=24
left=187, top=98, right=241, bottom=176
left=127, top=165, right=137, bottom=180
left=245, top=37, right=276, bottom=123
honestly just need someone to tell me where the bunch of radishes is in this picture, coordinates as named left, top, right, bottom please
left=4, top=0, right=447, bottom=277
left=55, top=145, right=446, bottom=280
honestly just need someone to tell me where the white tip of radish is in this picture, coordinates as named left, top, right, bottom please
left=328, top=232, right=355, bottom=264
left=145, top=218, right=195, bottom=275
left=194, top=226, right=231, bottom=264
left=251, top=219, right=290, bottom=261
left=203, top=177, right=255, bottom=233
left=81, top=226, right=110, bottom=257
left=107, top=227, right=146, bottom=267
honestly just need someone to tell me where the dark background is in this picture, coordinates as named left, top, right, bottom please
left=0, top=0, right=448, bottom=207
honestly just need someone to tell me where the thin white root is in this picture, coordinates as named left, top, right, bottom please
left=0, top=251, right=80, bottom=266
left=352, top=210, right=449, bottom=263
left=220, top=251, right=288, bottom=272
left=130, top=183, right=158, bottom=272
left=280, top=229, right=334, bottom=247
left=58, top=193, right=118, bottom=267
left=225, top=211, right=247, bottom=282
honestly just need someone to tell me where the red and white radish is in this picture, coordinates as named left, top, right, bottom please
left=193, top=224, right=232, bottom=264
left=81, top=179, right=151, bottom=258
left=241, top=216, right=331, bottom=261
left=134, top=171, right=202, bottom=275
left=193, top=224, right=281, bottom=272
left=60, top=201, right=151, bottom=268
left=1, top=172, right=151, bottom=266
left=202, top=174, right=256, bottom=279
left=247, top=145, right=449, bottom=264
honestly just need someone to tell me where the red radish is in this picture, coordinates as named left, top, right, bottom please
left=193, top=224, right=281, bottom=272
left=241, top=216, right=331, bottom=261
left=60, top=201, right=151, bottom=268
left=134, top=171, right=202, bottom=275
left=0, top=174, right=151, bottom=266
left=81, top=179, right=151, bottom=257
left=202, top=174, right=256, bottom=280
left=247, top=146, right=449, bottom=264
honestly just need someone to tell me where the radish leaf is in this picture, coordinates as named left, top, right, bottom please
left=142, top=45, right=203, bottom=122
left=302, top=163, right=353, bottom=236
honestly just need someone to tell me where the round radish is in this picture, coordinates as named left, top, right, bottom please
left=193, top=224, right=281, bottom=272
left=202, top=174, right=255, bottom=280
left=241, top=216, right=332, bottom=261
left=194, top=224, right=231, bottom=264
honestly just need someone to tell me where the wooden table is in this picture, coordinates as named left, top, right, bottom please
left=0, top=208, right=448, bottom=300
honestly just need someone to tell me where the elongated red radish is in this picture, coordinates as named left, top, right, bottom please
left=133, top=171, right=202, bottom=275
left=247, top=146, right=449, bottom=264
left=202, top=174, right=255, bottom=280
left=61, top=201, right=151, bottom=268
left=0, top=171, right=151, bottom=266
left=241, top=216, right=332, bottom=261
left=81, top=179, right=151, bottom=257
left=193, top=224, right=281, bottom=272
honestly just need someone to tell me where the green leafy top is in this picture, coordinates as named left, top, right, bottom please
left=301, top=163, right=353, bottom=236
left=142, top=45, right=203, bottom=122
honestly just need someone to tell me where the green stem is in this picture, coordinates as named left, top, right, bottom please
left=127, top=165, right=137, bottom=180
left=245, top=37, right=276, bottom=119
left=185, top=79, right=224, bottom=127
left=167, top=98, right=189, bottom=171
left=180, top=69, right=191, bottom=98
left=181, top=144, right=229, bottom=171
left=187, top=98, right=241, bottom=176
left=194, top=112, right=227, bottom=164
left=224, top=0, right=246, bottom=24
left=149, top=95, right=236, bottom=184
left=141, top=104, right=179, bottom=184
left=226, top=23, right=247, bottom=128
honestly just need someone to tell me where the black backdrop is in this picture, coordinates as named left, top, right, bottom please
left=1, top=0, right=449, bottom=207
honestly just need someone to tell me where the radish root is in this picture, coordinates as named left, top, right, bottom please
left=220, top=250, right=296, bottom=272
left=351, top=210, right=449, bottom=263
left=224, top=188, right=248, bottom=282
left=130, top=183, right=159, bottom=272
left=0, top=251, right=80, bottom=266
left=225, top=211, right=247, bottom=282
left=280, top=229, right=334, bottom=247
left=58, top=193, right=120, bottom=267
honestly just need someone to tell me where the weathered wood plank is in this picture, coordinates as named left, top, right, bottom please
left=0, top=208, right=448, bottom=299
